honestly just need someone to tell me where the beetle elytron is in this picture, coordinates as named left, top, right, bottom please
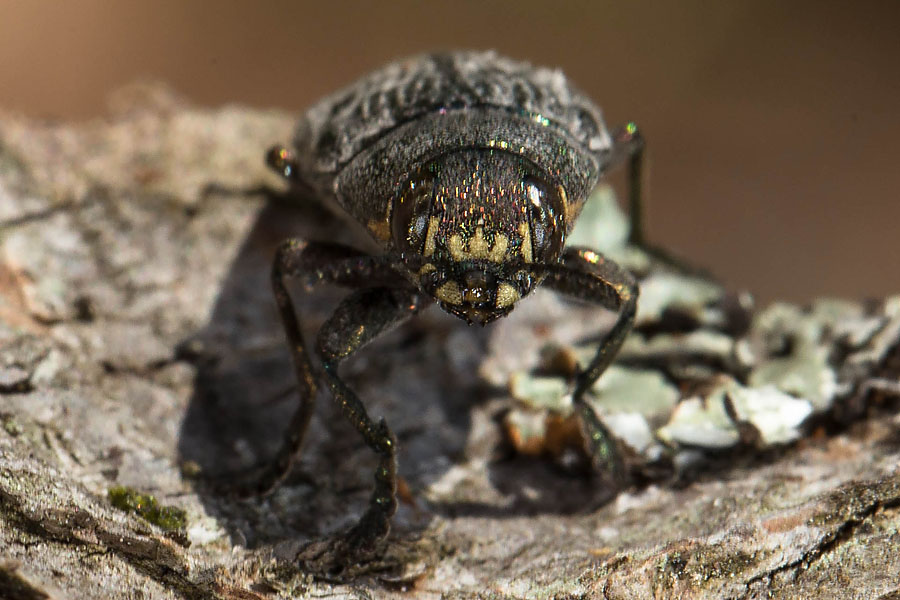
left=244, top=51, right=648, bottom=569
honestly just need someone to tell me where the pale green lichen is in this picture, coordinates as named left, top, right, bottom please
left=658, top=393, right=738, bottom=449
left=565, top=185, right=629, bottom=254
left=499, top=185, right=894, bottom=471
left=565, top=185, right=651, bottom=272
left=749, top=303, right=837, bottom=412
left=633, top=272, right=724, bottom=326
left=659, top=378, right=813, bottom=448
left=616, top=329, right=739, bottom=368
left=508, top=372, right=570, bottom=411
left=729, top=384, right=813, bottom=444
left=589, top=365, right=680, bottom=419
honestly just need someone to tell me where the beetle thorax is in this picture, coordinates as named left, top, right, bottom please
left=391, top=149, right=567, bottom=325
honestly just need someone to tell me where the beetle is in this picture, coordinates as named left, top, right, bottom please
left=250, top=51, right=648, bottom=568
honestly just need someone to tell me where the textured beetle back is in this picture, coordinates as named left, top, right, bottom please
left=294, top=51, right=612, bottom=183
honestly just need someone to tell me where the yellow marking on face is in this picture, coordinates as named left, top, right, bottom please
left=496, top=283, right=521, bottom=308
left=468, top=227, right=490, bottom=259
left=447, top=227, right=509, bottom=262
left=423, top=216, right=440, bottom=257
left=367, top=217, right=391, bottom=242
left=418, top=263, right=436, bottom=275
left=489, top=233, right=508, bottom=261
left=448, top=233, right=466, bottom=261
left=519, top=222, right=533, bottom=263
left=435, top=281, right=462, bottom=305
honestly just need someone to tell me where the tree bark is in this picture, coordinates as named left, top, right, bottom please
left=1, top=85, right=898, bottom=599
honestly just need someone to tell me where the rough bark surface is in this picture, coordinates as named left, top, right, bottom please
left=1, top=86, right=899, bottom=599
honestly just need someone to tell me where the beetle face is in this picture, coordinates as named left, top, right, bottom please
left=391, top=149, right=567, bottom=325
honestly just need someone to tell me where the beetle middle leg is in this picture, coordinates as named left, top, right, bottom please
left=218, top=240, right=406, bottom=497
left=539, top=247, right=639, bottom=484
left=304, top=285, right=426, bottom=565
left=266, top=238, right=428, bottom=570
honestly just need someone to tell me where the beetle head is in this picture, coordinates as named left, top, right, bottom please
left=391, top=149, right=567, bottom=325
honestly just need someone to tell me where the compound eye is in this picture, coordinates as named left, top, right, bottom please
left=392, top=168, right=435, bottom=255
left=524, top=174, right=565, bottom=261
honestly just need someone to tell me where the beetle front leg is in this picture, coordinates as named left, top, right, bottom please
left=224, top=239, right=405, bottom=496
left=297, top=286, right=426, bottom=570
left=539, top=247, right=638, bottom=484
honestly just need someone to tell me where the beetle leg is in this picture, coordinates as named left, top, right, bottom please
left=538, top=247, right=638, bottom=483
left=227, top=239, right=407, bottom=496
left=303, top=285, right=426, bottom=566
left=609, top=124, right=711, bottom=278
left=607, top=123, right=646, bottom=247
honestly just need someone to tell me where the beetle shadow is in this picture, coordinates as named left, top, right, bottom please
left=176, top=190, right=484, bottom=549
left=176, top=190, right=629, bottom=552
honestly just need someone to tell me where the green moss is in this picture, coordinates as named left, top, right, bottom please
left=107, top=485, right=187, bottom=532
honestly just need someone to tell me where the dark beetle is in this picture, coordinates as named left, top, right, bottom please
left=257, top=51, right=646, bottom=570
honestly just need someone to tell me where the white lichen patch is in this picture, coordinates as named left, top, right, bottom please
left=658, top=395, right=739, bottom=449
left=846, top=295, right=900, bottom=372
left=659, top=379, right=813, bottom=449
left=187, top=514, right=228, bottom=546
left=616, top=329, right=738, bottom=367
left=749, top=346, right=836, bottom=413
left=729, top=384, right=813, bottom=445
left=604, top=412, right=657, bottom=453
left=634, top=272, right=724, bottom=326
left=749, top=303, right=839, bottom=412
left=508, top=372, right=570, bottom=411
left=589, top=365, right=679, bottom=419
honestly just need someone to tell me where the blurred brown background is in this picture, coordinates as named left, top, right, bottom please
left=2, top=1, right=898, bottom=305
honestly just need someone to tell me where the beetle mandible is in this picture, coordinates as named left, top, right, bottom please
left=255, top=51, right=647, bottom=567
